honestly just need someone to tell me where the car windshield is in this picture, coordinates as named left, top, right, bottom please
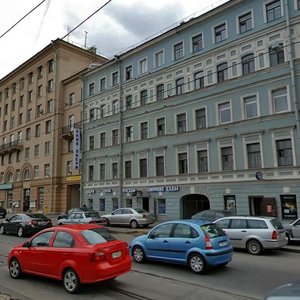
left=27, top=213, right=47, bottom=219
left=201, top=224, right=226, bottom=238
left=85, top=212, right=100, bottom=218
left=134, top=208, right=147, bottom=213
left=270, top=219, right=284, bottom=230
left=81, top=228, right=116, bottom=244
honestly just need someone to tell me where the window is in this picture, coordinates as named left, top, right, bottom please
left=139, top=58, right=148, bottom=74
left=195, top=108, right=206, bottom=129
left=176, top=77, right=184, bottom=95
left=157, top=199, right=166, bottom=214
left=197, top=150, right=208, bottom=172
left=100, top=198, right=105, bottom=211
left=219, top=102, right=231, bottom=124
left=154, top=50, right=164, bottom=67
left=125, top=161, right=132, bottom=179
left=242, top=54, right=255, bottom=74
left=89, top=135, right=94, bottom=150
left=178, top=153, right=188, bottom=174
left=44, top=164, right=50, bottom=177
left=34, top=166, right=39, bottom=178
left=20, top=78, right=25, bottom=90
left=140, top=122, right=148, bottom=140
left=174, top=42, right=183, bottom=60
left=244, top=95, right=258, bottom=119
left=100, top=132, right=106, bottom=148
left=217, top=63, right=228, bottom=83
left=47, top=99, right=53, bottom=112
left=247, top=143, right=261, bottom=168
left=112, top=72, right=118, bottom=86
left=239, top=12, right=252, bottom=33
left=126, top=126, right=132, bottom=142
left=26, top=128, right=31, bottom=140
left=48, top=59, right=54, bottom=72
left=53, top=232, right=74, bottom=248
left=276, top=139, right=293, bottom=166
left=194, top=71, right=204, bottom=89
left=221, top=146, right=233, bottom=170
left=126, top=95, right=132, bottom=110
left=48, top=80, right=54, bottom=92
left=192, top=34, right=203, bottom=53
left=112, top=162, right=118, bottom=179
left=272, top=87, right=288, bottom=113
left=99, top=163, right=105, bottom=180
left=67, top=161, right=72, bottom=175
left=38, top=65, right=43, bottom=77
left=88, top=83, right=95, bottom=96
left=27, top=109, right=32, bottom=121
left=69, top=93, right=75, bottom=106
left=215, top=23, right=227, bottom=43
left=28, top=90, right=33, bottom=103
left=112, top=129, right=118, bottom=146
left=45, top=120, right=52, bottom=134
left=156, top=84, right=164, bottom=101
left=125, top=65, right=133, bottom=80
left=38, top=85, right=43, bottom=97
left=20, top=95, right=24, bottom=107
left=266, top=0, right=281, bottom=22
left=140, top=90, right=147, bottom=106
left=45, top=141, right=50, bottom=155
left=156, top=156, right=165, bottom=176
left=157, top=118, right=165, bottom=136
left=269, top=44, right=284, bottom=66
left=100, top=78, right=106, bottom=91
left=139, top=158, right=147, bottom=177
left=89, top=108, right=95, bottom=121
left=34, top=144, right=40, bottom=157
left=28, top=72, right=34, bottom=83
left=88, top=165, right=94, bottom=181
left=177, top=113, right=186, bottom=133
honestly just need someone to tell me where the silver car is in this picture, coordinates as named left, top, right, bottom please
left=101, top=208, right=156, bottom=229
left=57, top=210, right=107, bottom=226
left=283, top=218, right=300, bottom=243
left=215, top=216, right=287, bottom=255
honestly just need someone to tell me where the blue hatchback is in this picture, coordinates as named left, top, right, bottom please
left=130, top=219, right=233, bottom=273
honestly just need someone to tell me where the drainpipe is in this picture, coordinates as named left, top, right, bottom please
left=285, top=0, right=300, bottom=139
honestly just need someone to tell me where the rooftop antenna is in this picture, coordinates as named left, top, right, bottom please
left=84, top=31, right=88, bottom=48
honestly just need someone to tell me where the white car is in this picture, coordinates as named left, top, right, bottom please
left=101, top=208, right=156, bottom=229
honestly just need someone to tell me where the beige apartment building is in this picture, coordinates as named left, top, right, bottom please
left=0, top=39, right=107, bottom=214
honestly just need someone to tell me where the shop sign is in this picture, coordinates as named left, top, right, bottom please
left=103, top=188, right=112, bottom=193
left=122, top=188, right=136, bottom=193
left=147, top=186, right=180, bottom=192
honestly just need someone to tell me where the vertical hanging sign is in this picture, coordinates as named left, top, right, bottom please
left=73, top=128, right=80, bottom=170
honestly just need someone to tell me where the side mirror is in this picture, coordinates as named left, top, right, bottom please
left=23, top=241, right=31, bottom=248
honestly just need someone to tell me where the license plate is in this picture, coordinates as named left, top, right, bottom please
left=219, top=241, right=228, bottom=247
left=112, top=251, right=121, bottom=259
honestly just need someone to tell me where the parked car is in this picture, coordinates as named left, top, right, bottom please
left=283, top=218, right=300, bottom=243
left=129, top=219, right=233, bottom=274
left=191, top=209, right=236, bottom=222
left=57, top=210, right=107, bottom=226
left=58, top=206, right=89, bottom=220
left=0, top=207, right=7, bottom=218
left=264, top=282, right=300, bottom=299
left=101, top=208, right=156, bottom=229
left=0, top=213, right=52, bottom=237
left=214, top=216, right=287, bottom=255
left=7, top=224, right=132, bottom=293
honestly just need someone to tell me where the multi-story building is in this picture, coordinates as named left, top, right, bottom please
left=81, top=0, right=300, bottom=222
left=0, top=39, right=107, bottom=214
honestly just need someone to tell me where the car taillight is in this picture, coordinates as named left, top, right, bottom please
left=27, top=220, right=38, bottom=225
left=90, top=251, right=106, bottom=262
left=272, top=230, right=278, bottom=240
left=205, top=235, right=213, bottom=250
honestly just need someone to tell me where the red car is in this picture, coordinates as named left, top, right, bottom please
left=7, top=224, right=132, bottom=293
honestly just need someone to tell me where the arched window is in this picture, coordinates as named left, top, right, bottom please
left=24, top=169, right=31, bottom=180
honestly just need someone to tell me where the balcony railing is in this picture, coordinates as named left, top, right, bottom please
left=0, top=140, right=23, bottom=155
left=61, top=122, right=81, bottom=139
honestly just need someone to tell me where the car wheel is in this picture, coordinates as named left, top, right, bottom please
left=0, top=225, right=5, bottom=235
left=105, top=218, right=110, bottom=226
left=189, top=253, right=207, bottom=274
left=63, top=268, right=81, bottom=294
left=286, top=233, right=291, bottom=244
left=246, top=239, right=263, bottom=255
left=133, top=246, right=146, bottom=263
left=9, top=258, right=22, bottom=279
left=130, top=220, right=138, bottom=229
left=17, top=227, right=23, bottom=237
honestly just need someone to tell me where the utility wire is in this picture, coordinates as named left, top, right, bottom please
left=0, top=0, right=48, bottom=39
left=60, top=0, right=112, bottom=40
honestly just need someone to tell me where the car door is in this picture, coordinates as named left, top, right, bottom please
left=109, top=209, right=124, bottom=225
left=291, top=219, right=300, bottom=239
left=227, top=218, right=248, bottom=248
left=5, top=215, right=22, bottom=234
left=144, top=223, right=173, bottom=261
left=121, top=208, right=133, bottom=225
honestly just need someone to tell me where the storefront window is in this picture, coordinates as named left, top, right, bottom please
left=99, top=198, right=105, bottom=211
left=281, top=195, right=297, bottom=219
left=158, top=198, right=166, bottom=214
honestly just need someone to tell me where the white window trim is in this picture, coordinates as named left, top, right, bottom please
left=212, top=21, right=228, bottom=44
left=172, top=40, right=185, bottom=61
left=99, top=77, right=106, bottom=91
left=263, top=0, right=284, bottom=24
left=175, top=146, right=189, bottom=175
left=240, top=93, right=260, bottom=119
left=153, top=49, right=165, bottom=68
left=190, top=31, right=204, bottom=54
left=216, top=100, right=232, bottom=125
left=139, top=120, right=149, bottom=140
left=242, top=135, right=264, bottom=169
left=193, top=106, right=207, bottom=130
left=236, top=9, right=254, bottom=34
left=138, top=57, right=148, bottom=75
left=268, top=85, right=290, bottom=114
left=217, top=139, right=236, bottom=171
left=194, top=142, right=210, bottom=172
left=175, top=111, right=188, bottom=134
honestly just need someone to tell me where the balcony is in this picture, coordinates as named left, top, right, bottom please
left=61, top=122, right=81, bottom=139
left=0, top=140, right=23, bottom=155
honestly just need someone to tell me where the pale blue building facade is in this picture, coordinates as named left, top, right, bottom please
left=81, top=0, right=300, bottom=222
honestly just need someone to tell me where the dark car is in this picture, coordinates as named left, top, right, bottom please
left=191, top=209, right=236, bottom=222
left=58, top=207, right=89, bottom=220
left=0, top=207, right=7, bottom=218
left=0, top=213, right=52, bottom=237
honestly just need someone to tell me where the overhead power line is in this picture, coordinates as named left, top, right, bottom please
left=0, top=0, right=48, bottom=39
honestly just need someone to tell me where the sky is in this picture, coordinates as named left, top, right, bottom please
left=0, top=0, right=229, bottom=79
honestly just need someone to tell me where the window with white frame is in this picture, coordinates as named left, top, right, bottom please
left=155, top=156, right=165, bottom=176
left=48, top=79, right=54, bottom=92
left=89, top=135, right=94, bottom=150
left=88, top=165, right=94, bottom=181
left=67, top=161, right=72, bottom=175
left=34, top=166, right=39, bottom=178
left=239, top=12, right=252, bottom=33
left=125, top=161, right=132, bottom=179
left=215, top=23, right=227, bottom=43
left=100, top=78, right=106, bottom=91
left=157, top=117, right=165, bottom=136
left=176, top=77, right=184, bottom=95
left=217, top=63, right=228, bottom=83
left=140, top=90, right=147, bottom=106
left=197, top=149, right=208, bottom=172
left=244, top=95, right=258, bottom=119
left=89, top=108, right=95, bottom=121
left=219, top=102, right=231, bottom=124
left=194, top=71, right=204, bottom=89
left=140, top=122, right=148, bottom=140
left=112, top=129, right=118, bottom=146
left=221, top=146, right=233, bottom=170
left=154, top=50, right=164, bottom=67
left=192, top=33, right=203, bottom=53
left=112, top=71, right=118, bottom=86
left=45, top=141, right=50, bottom=155
left=34, top=144, right=40, bottom=157
left=178, top=152, right=188, bottom=174
left=100, top=132, right=106, bottom=148
left=126, top=126, right=132, bottom=142
left=44, top=164, right=50, bottom=177
left=112, top=162, right=118, bottom=179
left=99, top=163, right=105, bottom=180
left=266, top=0, right=282, bottom=22
left=272, top=87, right=288, bottom=113
left=88, top=83, right=95, bottom=96
left=269, top=44, right=284, bottom=66
left=177, top=113, right=186, bottom=133
left=69, top=92, right=75, bottom=106
left=242, top=53, right=255, bottom=74
left=24, top=169, right=31, bottom=180
left=139, top=58, right=148, bottom=74
left=139, top=158, right=147, bottom=177
left=125, top=65, right=133, bottom=80
left=156, top=84, right=164, bottom=101
left=247, top=143, right=261, bottom=168
left=276, top=139, right=293, bottom=166
left=195, top=108, right=206, bottom=129
left=112, top=100, right=119, bottom=114
left=45, top=120, right=52, bottom=134
left=126, top=95, right=132, bottom=109
left=174, top=42, right=183, bottom=60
